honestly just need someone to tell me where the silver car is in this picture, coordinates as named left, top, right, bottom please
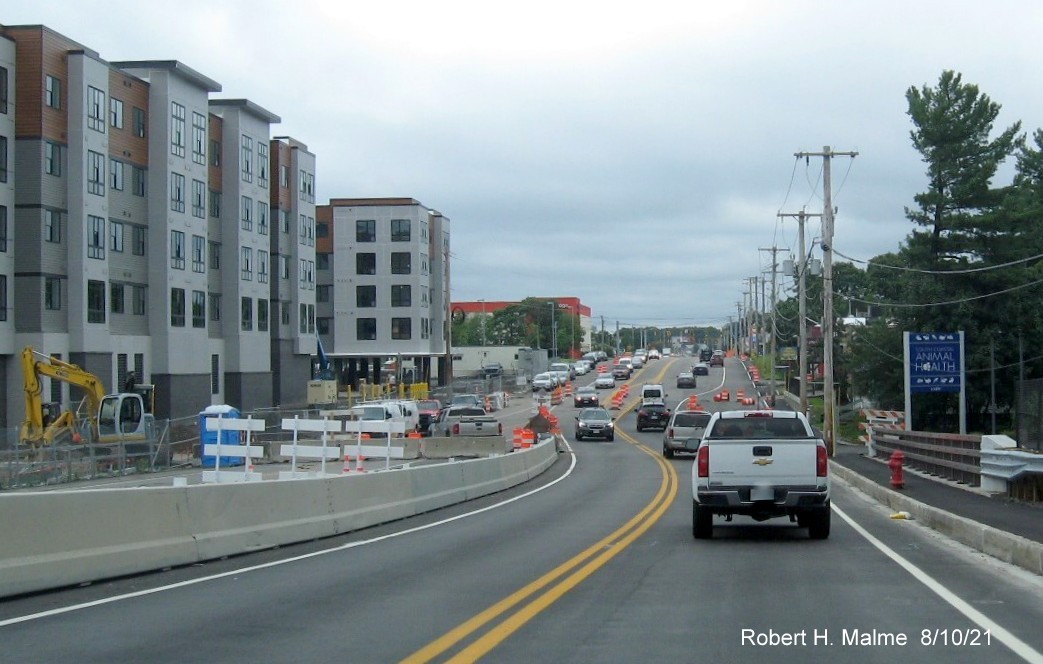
left=662, top=409, right=711, bottom=458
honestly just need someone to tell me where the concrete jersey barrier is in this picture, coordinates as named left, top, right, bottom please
left=0, top=439, right=560, bottom=598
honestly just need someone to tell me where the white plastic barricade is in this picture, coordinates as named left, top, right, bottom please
left=341, top=419, right=407, bottom=472
left=201, top=415, right=266, bottom=483
left=278, top=416, right=343, bottom=480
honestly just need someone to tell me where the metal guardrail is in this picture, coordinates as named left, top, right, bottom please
left=870, top=426, right=982, bottom=487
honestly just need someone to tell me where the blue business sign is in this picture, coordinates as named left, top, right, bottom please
left=907, top=332, right=962, bottom=393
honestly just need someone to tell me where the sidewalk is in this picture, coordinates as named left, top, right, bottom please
left=832, top=441, right=1043, bottom=546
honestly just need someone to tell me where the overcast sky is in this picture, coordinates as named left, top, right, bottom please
left=8, top=1, right=1043, bottom=329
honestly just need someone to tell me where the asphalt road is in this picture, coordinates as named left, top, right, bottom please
left=2, top=356, right=1041, bottom=663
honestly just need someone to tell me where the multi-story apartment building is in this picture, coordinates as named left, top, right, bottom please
left=316, top=198, right=450, bottom=388
left=0, top=24, right=316, bottom=428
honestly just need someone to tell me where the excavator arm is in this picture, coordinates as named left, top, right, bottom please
left=20, top=346, right=108, bottom=446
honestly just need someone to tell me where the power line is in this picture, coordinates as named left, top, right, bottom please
left=833, top=247, right=1043, bottom=274
left=849, top=276, right=1043, bottom=308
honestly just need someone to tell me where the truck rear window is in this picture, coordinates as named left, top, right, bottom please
left=709, top=418, right=810, bottom=439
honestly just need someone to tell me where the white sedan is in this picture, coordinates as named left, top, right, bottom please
left=594, top=373, right=616, bottom=389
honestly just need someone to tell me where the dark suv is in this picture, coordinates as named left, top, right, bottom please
left=636, top=402, right=671, bottom=432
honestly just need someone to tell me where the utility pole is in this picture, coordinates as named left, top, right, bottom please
left=778, top=209, right=822, bottom=417
left=760, top=246, right=779, bottom=403
left=795, top=147, right=858, bottom=455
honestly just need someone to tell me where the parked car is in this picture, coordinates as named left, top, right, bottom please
left=692, top=362, right=710, bottom=376
left=573, top=385, right=600, bottom=407
left=575, top=407, right=615, bottom=441
left=594, top=373, right=617, bottom=389
left=636, top=401, right=670, bottom=432
left=676, top=372, right=696, bottom=388
left=662, top=409, right=711, bottom=458
left=482, top=362, right=504, bottom=377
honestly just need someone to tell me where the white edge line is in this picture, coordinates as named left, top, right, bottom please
left=0, top=443, right=579, bottom=628
left=833, top=504, right=1041, bottom=662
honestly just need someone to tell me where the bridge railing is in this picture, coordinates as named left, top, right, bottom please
left=869, top=426, right=982, bottom=487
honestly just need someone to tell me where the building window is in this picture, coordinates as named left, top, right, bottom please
left=110, top=97, right=124, bottom=129
left=132, top=225, right=146, bottom=255
left=391, top=252, right=411, bottom=274
left=257, top=202, right=268, bottom=235
left=241, top=196, right=253, bottom=230
left=210, top=139, right=221, bottom=166
left=317, top=222, right=329, bottom=238
left=171, top=288, right=186, bottom=326
left=171, top=173, right=185, bottom=212
left=45, top=75, right=62, bottom=109
left=0, top=66, right=6, bottom=114
left=45, top=277, right=62, bottom=310
left=88, top=215, right=105, bottom=259
left=0, top=206, right=7, bottom=251
left=133, top=285, right=146, bottom=315
left=0, top=275, right=7, bottom=321
left=87, top=151, right=105, bottom=195
left=280, top=164, right=289, bottom=188
left=317, top=317, right=330, bottom=335
left=357, top=318, right=376, bottom=341
left=391, top=219, right=411, bottom=241
left=45, top=210, right=61, bottom=243
left=171, top=102, right=186, bottom=156
left=192, top=180, right=205, bottom=218
left=240, top=246, right=252, bottom=280
left=110, top=159, right=125, bottom=191
left=391, top=317, right=412, bottom=340
left=192, top=235, right=205, bottom=273
left=257, top=142, right=268, bottom=187
left=258, top=250, right=268, bottom=283
left=209, top=241, right=221, bottom=269
left=110, top=221, right=124, bottom=253
left=209, top=190, right=221, bottom=218
left=258, top=299, right=269, bottom=332
left=356, top=285, right=376, bottom=308
left=211, top=354, right=220, bottom=394
left=356, top=253, right=376, bottom=275
left=170, top=230, right=185, bottom=269
left=87, top=280, right=106, bottom=323
left=317, top=252, right=330, bottom=270
left=356, top=219, right=376, bottom=242
left=391, top=284, right=411, bottom=307
left=317, top=285, right=331, bottom=303
left=280, top=255, right=290, bottom=280
left=300, top=259, right=315, bottom=289
left=281, top=301, right=290, bottom=325
left=45, top=142, right=61, bottom=176
left=111, top=283, right=125, bottom=314
left=281, top=209, right=291, bottom=233
left=192, top=290, right=206, bottom=328
left=191, top=112, right=206, bottom=165
left=132, top=165, right=146, bottom=196
left=87, top=86, right=106, bottom=132
left=299, top=169, right=314, bottom=202
left=133, top=106, right=146, bottom=138
left=241, top=296, right=253, bottom=331
left=209, top=293, right=221, bottom=322
left=0, top=136, right=7, bottom=182
left=241, top=135, right=253, bottom=182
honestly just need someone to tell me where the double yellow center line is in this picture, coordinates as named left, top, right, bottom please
left=403, top=360, right=682, bottom=662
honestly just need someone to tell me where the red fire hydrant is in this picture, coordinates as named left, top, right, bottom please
left=888, top=450, right=905, bottom=489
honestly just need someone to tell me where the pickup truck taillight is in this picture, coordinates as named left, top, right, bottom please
left=697, top=444, right=709, bottom=477
left=498, top=423, right=503, bottom=435
left=667, top=427, right=674, bottom=438
left=452, top=423, right=460, bottom=435
left=817, top=444, right=828, bottom=477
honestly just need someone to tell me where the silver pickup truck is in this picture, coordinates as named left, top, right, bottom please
left=436, top=406, right=503, bottom=437
left=689, top=410, right=830, bottom=539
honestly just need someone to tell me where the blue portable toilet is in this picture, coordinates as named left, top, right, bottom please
left=199, top=405, right=243, bottom=467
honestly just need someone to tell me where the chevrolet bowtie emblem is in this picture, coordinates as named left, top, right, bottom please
left=752, top=458, right=773, bottom=466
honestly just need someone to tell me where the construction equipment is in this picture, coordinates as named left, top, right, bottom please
left=20, top=346, right=156, bottom=447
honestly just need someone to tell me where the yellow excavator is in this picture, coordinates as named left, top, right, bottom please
left=20, top=346, right=156, bottom=447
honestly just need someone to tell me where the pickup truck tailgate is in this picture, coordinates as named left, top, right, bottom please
left=707, top=439, right=820, bottom=489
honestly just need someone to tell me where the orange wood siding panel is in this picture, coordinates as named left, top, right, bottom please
left=107, top=69, right=149, bottom=167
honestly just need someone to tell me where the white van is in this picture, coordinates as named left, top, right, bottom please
left=641, top=384, right=666, bottom=402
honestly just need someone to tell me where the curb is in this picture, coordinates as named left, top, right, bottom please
left=831, top=461, right=1043, bottom=576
